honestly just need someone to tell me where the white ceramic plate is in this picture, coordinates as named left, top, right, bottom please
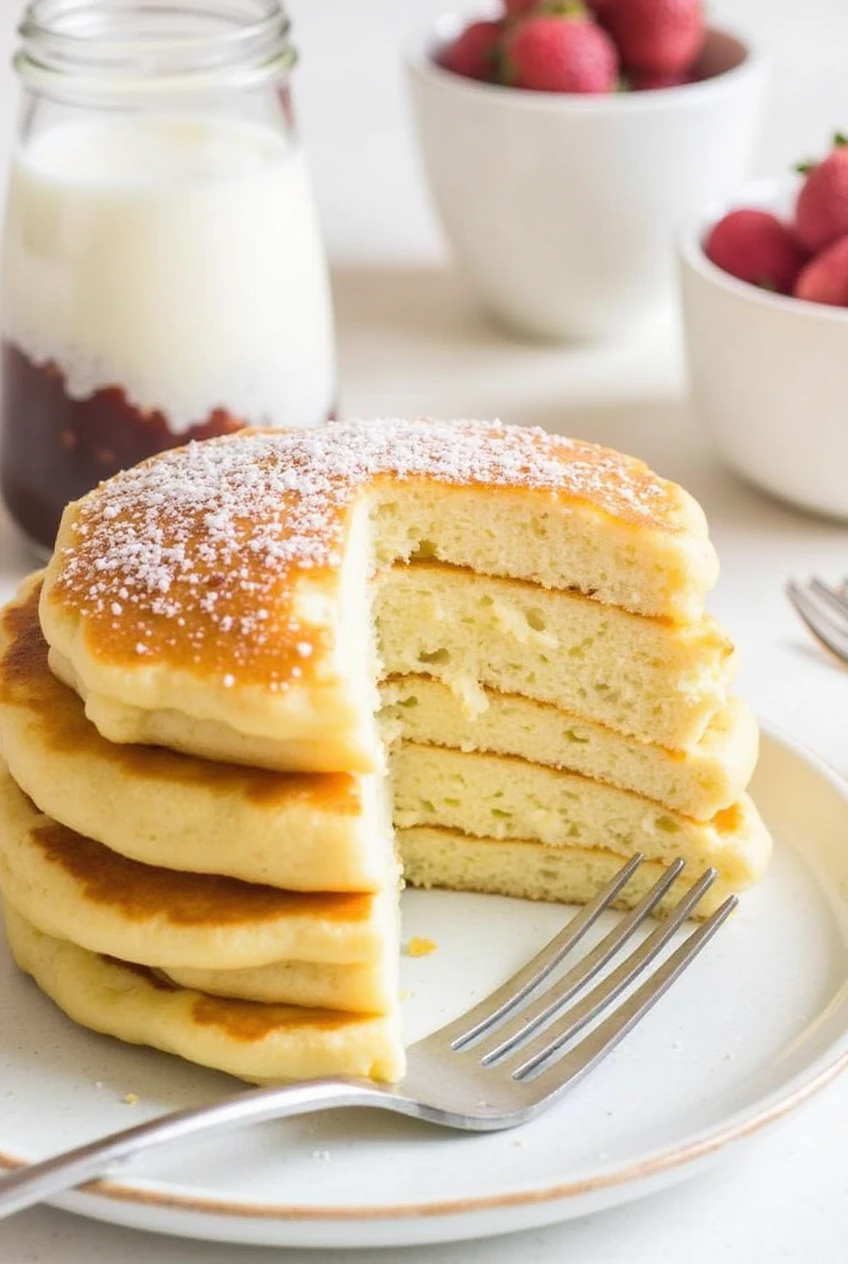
left=1, top=728, right=847, bottom=1249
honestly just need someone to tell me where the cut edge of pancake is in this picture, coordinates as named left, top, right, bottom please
left=397, top=826, right=770, bottom=920
left=391, top=744, right=767, bottom=884
left=380, top=676, right=759, bottom=821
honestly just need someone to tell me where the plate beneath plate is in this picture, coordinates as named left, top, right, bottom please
left=1, top=728, right=847, bottom=1248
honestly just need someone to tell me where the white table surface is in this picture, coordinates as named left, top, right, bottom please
left=2, top=0, right=848, bottom=1258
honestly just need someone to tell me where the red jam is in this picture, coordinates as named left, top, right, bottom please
left=0, top=341, right=248, bottom=553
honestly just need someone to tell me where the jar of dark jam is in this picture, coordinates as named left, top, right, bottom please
left=0, top=0, right=337, bottom=556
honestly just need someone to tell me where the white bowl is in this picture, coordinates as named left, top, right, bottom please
left=679, top=178, right=848, bottom=521
left=406, top=16, right=766, bottom=342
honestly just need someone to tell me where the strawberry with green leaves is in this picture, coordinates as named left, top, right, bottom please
left=794, top=133, right=848, bottom=254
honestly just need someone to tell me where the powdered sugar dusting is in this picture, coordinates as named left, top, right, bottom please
left=50, top=419, right=674, bottom=686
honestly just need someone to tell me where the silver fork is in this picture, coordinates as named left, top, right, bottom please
left=787, top=576, right=848, bottom=664
left=0, top=855, right=735, bottom=1220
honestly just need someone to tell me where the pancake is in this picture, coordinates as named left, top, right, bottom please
left=162, top=955, right=396, bottom=1011
left=0, top=578, right=388, bottom=891
left=391, top=744, right=770, bottom=888
left=4, top=905, right=405, bottom=1083
left=0, top=582, right=754, bottom=892
left=381, top=676, right=758, bottom=821
left=3, top=419, right=773, bottom=1087
left=46, top=559, right=735, bottom=767
left=39, top=421, right=720, bottom=771
left=45, top=489, right=380, bottom=775
left=375, top=564, right=735, bottom=750
left=0, top=767, right=398, bottom=970
left=398, top=828, right=761, bottom=919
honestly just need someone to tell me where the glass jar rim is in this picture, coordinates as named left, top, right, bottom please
left=15, top=0, right=296, bottom=99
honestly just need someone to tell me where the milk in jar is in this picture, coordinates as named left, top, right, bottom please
left=0, top=1, right=336, bottom=553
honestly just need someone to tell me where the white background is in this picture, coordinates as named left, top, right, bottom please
left=1, top=0, right=848, bottom=1259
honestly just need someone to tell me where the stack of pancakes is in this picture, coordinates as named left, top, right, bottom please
left=0, top=584, right=404, bottom=1083
left=0, top=419, right=771, bottom=1084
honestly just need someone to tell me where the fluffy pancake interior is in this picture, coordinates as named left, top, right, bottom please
left=398, top=828, right=755, bottom=920
left=381, top=676, right=759, bottom=821
left=369, top=475, right=717, bottom=623
left=391, top=743, right=770, bottom=887
left=375, top=565, right=735, bottom=751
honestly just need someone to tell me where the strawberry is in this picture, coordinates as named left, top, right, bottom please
left=603, top=0, right=705, bottom=77
left=439, top=20, right=504, bottom=81
left=503, top=13, right=618, bottom=93
left=504, top=0, right=540, bottom=15
left=794, top=134, right=848, bottom=254
left=704, top=209, right=808, bottom=295
left=794, top=234, right=848, bottom=306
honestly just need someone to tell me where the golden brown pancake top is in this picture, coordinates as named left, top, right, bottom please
left=0, top=585, right=361, bottom=813
left=42, top=420, right=684, bottom=686
left=28, top=816, right=373, bottom=927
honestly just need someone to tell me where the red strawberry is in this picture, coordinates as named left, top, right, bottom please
left=794, top=234, right=848, bottom=306
left=704, top=209, right=808, bottom=295
left=603, top=0, right=705, bottom=77
left=439, top=20, right=503, bottom=81
left=504, top=0, right=540, bottom=15
left=503, top=13, right=618, bottom=93
left=794, top=134, right=848, bottom=254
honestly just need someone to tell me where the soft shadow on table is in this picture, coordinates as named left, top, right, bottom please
left=331, top=264, right=678, bottom=422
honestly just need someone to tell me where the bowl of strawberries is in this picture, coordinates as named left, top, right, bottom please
left=680, top=133, right=848, bottom=519
left=406, top=1, right=766, bottom=341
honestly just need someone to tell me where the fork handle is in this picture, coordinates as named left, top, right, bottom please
left=0, top=1077, right=390, bottom=1220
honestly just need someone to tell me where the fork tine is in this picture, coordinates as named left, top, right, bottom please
left=477, top=859, right=686, bottom=1065
left=787, top=581, right=848, bottom=663
left=516, top=894, right=738, bottom=1091
left=786, top=580, right=846, bottom=635
left=502, top=867, right=718, bottom=1077
left=808, top=577, right=848, bottom=623
left=440, top=854, right=645, bottom=1051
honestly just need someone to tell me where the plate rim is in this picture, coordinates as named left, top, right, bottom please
left=1, top=723, right=847, bottom=1226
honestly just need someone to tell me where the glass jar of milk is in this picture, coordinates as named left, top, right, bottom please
left=0, top=0, right=337, bottom=555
